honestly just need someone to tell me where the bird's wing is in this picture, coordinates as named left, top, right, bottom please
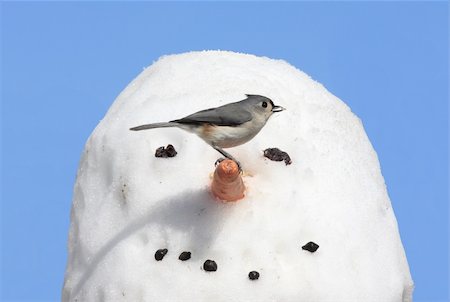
left=171, top=103, right=252, bottom=126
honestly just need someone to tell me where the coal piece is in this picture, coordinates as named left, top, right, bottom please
left=154, top=248, right=168, bottom=261
left=302, top=241, right=319, bottom=253
left=248, top=271, right=260, bottom=280
left=178, top=251, right=191, bottom=261
left=263, top=148, right=292, bottom=165
left=165, top=144, right=177, bottom=157
left=155, top=146, right=165, bottom=157
left=155, top=144, right=178, bottom=158
left=203, top=259, right=217, bottom=272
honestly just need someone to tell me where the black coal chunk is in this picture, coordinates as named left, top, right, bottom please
left=248, top=271, right=260, bottom=280
left=154, top=248, right=168, bottom=261
left=302, top=241, right=319, bottom=253
left=178, top=251, right=191, bottom=261
left=203, top=259, right=217, bottom=272
left=155, top=144, right=177, bottom=158
left=263, top=148, right=292, bottom=165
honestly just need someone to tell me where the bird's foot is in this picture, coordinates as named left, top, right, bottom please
left=215, top=158, right=243, bottom=173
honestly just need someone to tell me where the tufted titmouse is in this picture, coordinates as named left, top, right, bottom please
left=130, top=94, right=285, bottom=169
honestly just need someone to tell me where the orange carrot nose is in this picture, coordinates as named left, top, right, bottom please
left=211, top=159, right=245, bottom=202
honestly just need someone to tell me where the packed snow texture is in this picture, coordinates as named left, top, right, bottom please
left=63, top=51, right=413, bottom=301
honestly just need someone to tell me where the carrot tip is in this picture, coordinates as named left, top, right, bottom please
left=211, top=159, right=245, bottom=202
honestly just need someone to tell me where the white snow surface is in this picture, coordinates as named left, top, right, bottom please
left=63, top=51, right=413, bottom=301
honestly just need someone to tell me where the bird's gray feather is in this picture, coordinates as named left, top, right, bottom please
left=171, top=97, right=258, bottom=126
left=130, top=122, right=176, bottom=131
left=130, top=95, right=271, bottom=129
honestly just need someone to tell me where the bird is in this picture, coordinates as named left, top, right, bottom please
left=130, top=94, right=285, bottom=170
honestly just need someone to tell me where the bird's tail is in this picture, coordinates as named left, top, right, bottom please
left=129, top=122, right=177, bottom=131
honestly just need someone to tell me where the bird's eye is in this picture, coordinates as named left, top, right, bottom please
left=262, top=101, right=268, bottom=108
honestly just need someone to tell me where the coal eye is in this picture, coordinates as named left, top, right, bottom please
left=262, top=101, right=268, bottom=108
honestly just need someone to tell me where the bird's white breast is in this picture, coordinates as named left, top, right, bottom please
left=194, top=116, right=268, bottom=148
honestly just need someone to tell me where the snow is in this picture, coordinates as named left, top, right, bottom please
left=62, top=51, right=414, bottom=301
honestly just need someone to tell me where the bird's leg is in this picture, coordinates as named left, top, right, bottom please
left=212, top=146, right=242, bottom=172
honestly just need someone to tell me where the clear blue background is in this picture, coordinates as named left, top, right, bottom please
left=1, top=2, right=448, bottom=301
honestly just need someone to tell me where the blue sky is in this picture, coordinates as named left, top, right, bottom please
left=1, top=2, right=448, bottom=301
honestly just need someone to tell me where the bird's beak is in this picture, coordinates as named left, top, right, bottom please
left=272, top=105, right=286, bottom=113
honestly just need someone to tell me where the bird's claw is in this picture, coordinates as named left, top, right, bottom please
left=215, top=158, right=226, bottom=167
left=235, top=161, right=243, bottom=173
